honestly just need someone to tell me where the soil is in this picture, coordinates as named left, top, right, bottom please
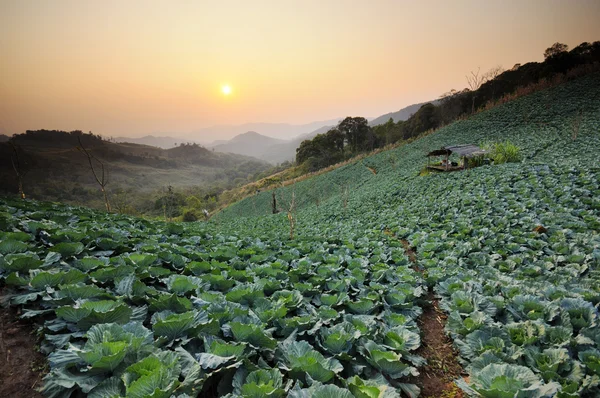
left=400, top=239, right=419, bottom=272
left=396, top=238, right=467, bottom=398
left=0, top=290, right=46, bottom=398
left=365, top=165, right=377, bottom=175
left=408, top=291, right=467, bottom=398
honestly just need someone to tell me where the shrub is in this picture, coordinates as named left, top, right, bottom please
left=182, top=210, right=198, bottom=222
left=484, top=141, right=522, bottom=164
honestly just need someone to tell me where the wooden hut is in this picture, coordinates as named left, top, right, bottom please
left=426, top=144, right=488, bottom=171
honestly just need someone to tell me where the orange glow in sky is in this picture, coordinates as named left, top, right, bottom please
left=1, top=0, right=599, bottom=141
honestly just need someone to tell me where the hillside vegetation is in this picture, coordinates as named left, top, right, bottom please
left=0, top=131, right=271, bottom=216
left=219, top=71, right=600, bottom=220
left=293, top=41, right=600, bottom=173
left=0, top=71, right=598, bottom=397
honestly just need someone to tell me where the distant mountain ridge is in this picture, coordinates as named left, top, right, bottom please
left=112, top=101, right=436, bottom=163
left=113, top=135, right=198, bottom=149
left=369, top=100, right=439, bottom=126
left=189, top=119, right=342, bottom=141
left=211, top=132, right=285, bottom=160
left=207, top=101, right=437, bottom=164
left=210, top=126, right=343, bottom=165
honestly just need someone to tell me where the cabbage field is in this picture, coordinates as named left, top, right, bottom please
left=1, top=73, right=600, bottom=397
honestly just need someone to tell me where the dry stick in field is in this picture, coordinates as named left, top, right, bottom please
left=571, top=110, right=583, bottom=140
left=287, top=190, right=296, bottom=240
left=9, top=141, right=28, bottom=199
left=77, top=136, right=111, bottom=212
left=276, top=182, right=297, bottom=239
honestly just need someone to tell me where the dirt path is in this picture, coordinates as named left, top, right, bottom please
left=0, top=292, right=46, bottom=398
left=409, top=292, right=465, bottom=397
left=396, top=237, right=466, bottom=397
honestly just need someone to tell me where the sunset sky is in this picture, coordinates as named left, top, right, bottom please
left=1, top=0, right=599, bottom=141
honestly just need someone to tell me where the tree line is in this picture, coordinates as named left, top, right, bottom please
left=296, top=41, right=600, bottom=172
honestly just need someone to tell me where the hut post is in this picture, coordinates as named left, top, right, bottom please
left=445, top=153, right=449, bottom=171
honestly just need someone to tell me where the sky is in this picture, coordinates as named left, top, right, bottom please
left=1, top=0, right=599, bottom=141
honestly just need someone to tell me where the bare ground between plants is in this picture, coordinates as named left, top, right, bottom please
left=407, top=291, right=467, bottom=398
left=0, top=289, right=46, bottom=398
left=397, top=237, right=467, bottom=397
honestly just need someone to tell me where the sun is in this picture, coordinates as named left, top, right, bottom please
left=221, top=85, right=232, bottom=95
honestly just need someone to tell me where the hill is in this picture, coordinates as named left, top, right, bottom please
left=0, top=130, right=271, bottom=214
left=211, top=131, right=285, bottom=160
left=213, top=72, right=600, bottom=395
left=113, top=102, right=451, bottom=164
left=368, top=100, right=439, bottom=126
left=112, top=135, right=198, bottom=149
left=220, top=71, right=600, bottom=220
left=243, top=123, right=343, bottom=165
left=189, top=119, right=341, bottom=141
left=1, top=72, right=599, bottom=397
left=209, top=100, right=435, bottom=164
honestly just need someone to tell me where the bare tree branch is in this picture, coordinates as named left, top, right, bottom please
left=482, top=65, right=504, bottom=81
left=77, top=136, right=111, bottom=212
left=465, top=67, right=493, bottom=114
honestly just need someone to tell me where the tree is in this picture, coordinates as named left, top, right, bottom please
left=163, top=185, right=175, bottom=221
left=324, top=128, right=345, bottom=153
left=465, top=65, right=504, bottom=113
left=295, top=127, right=345, bottom=169
left=77, top=136, right=111, bottom=211
left=112, top=187, right=136, bottom=214
left=544, top=42, right=568, bottom=59
left=372, top=117, right=402, bottom=145
left=483, top=65, right=504, bottom=82
left=338, top=116, right=372, bottom=152
left=402, top=103, right=441, bottom=139
left=438, top=88, right=465, bottom=123
left=482, top=65, right=505, bottom=101
left=466, top=67, right=485, bottom=113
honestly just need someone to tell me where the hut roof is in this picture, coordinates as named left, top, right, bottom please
left=426, top=144, right=488, bottom=158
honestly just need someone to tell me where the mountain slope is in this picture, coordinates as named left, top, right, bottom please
left=256, top=123, right=342, bottom=164
left=207, top=100, right=441, bottom=164
left=113, top=135, right=198, bottom=149
left=2, top=73, right=598, bottom=398
left=257, top=101, right=442, bottom=164
left=111, top=101, right=439, bottom=163
left=212, top=131, right=285, bottom=160
left=0, top=130, right=271, bottom=209
left=189, top=119, right=341, bottom=141
left=369, top=100, right=439, bottom=126
left=219, top=71, right=600, bottom=220
left=213, top=72, right=600, bottom=396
